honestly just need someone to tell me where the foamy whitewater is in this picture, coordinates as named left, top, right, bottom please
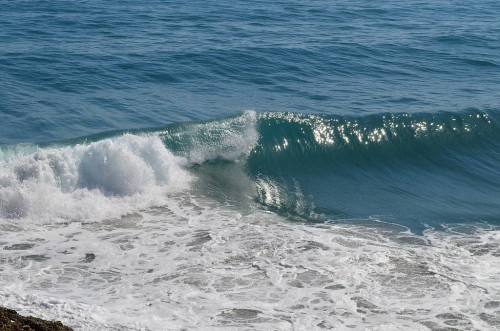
left=1, top=0, right=500, bottom=330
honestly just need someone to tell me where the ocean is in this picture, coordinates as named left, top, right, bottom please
left=1, top=0, right=500, bottom=330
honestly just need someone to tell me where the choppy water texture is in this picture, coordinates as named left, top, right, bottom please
left=1, top=0, right=500, bottom=330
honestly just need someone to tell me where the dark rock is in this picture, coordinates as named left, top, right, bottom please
left=0, top=306, right=73, bottom=331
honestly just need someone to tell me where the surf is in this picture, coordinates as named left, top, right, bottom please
left=1, top=110, right=499, bottom=231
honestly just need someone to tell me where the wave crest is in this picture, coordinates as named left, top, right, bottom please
left=250, top=110, right=499, bottom=171
left=0, top=135, right=190, bottom=222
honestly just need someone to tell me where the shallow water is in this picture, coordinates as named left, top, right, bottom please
left=1, top=198, right=499, bottom=330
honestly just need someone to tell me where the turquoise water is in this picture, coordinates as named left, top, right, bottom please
left=1, top=1, right=500, bottom=329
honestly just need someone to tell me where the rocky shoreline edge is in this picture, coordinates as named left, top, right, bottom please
left=0, top=307, right=72, bottom=331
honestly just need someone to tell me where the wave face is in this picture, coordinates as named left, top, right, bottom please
left=247, top=110, right=500, bottom=229
left=1, top=110, right=500, bottom=231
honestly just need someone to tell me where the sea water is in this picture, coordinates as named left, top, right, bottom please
left=1, top=1, right=500, bottom=330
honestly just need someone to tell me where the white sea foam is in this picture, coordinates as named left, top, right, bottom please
left=0, top=134, right=190, bottom=223
left=0, top=196, right=498, bottom=330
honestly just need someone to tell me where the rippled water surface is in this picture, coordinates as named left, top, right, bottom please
left=1, top=0, right=500, bottom=330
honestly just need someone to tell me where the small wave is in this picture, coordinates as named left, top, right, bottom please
left=2, top=110, right=499, bottom=226
left=462, top=58, right=498, bottom=67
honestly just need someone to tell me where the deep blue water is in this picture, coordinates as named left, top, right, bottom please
left=1, top=0, right=500, bottom=231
